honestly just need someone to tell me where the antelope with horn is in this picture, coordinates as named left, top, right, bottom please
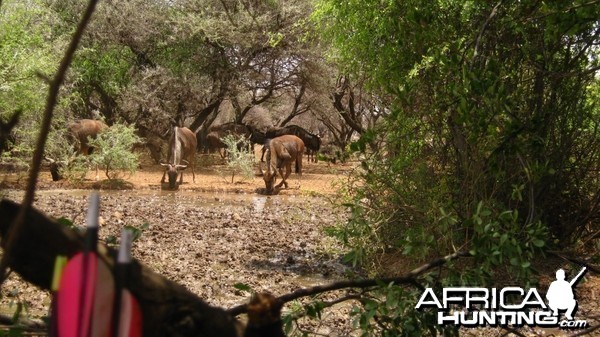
left=161, top=126, right=197, bottom=189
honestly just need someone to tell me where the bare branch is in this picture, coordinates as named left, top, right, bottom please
left=0, top=0, right=101, bottom=286
left=227, top=250, right=469, bottom=316
left=472, top=0, right=503, bottom=63
left=547, top=251, right=600, bottom=274
left=0, top=200, right=244, bottom=337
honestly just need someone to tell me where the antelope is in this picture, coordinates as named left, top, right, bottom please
left=264, top=125, right=321, bottom=163
left=263, top=135, right=304, bottom=195
left=68, top=119, right=108, bottom=155
left=161, top=126, right=197, bottom=189
left=61, top=119, right=108, bottom=180
left=205, top=122, right=255, bottom=157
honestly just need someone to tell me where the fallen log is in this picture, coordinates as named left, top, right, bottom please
left=0, top=199, right=244, bottom=337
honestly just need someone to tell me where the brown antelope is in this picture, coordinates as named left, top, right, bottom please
left=161, top=126, right=197, bottom=189
left=263, top=135, right=304, bottom=195
left=205, top=131, right=227, bottom=158
left=263, top=125, right=321, bottom=163
left=66, top=119, right=108, bottom=180
left=204, top=122, right=255, bottom=158
left=68, top=119, right=108, bottom=155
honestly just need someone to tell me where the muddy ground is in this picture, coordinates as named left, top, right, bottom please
left=0, top=156, right=361, bottom=336
left=0, top=153, right=598, bottom=336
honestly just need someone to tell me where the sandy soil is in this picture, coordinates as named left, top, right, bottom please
left=30, top=151, right=357, bottom=195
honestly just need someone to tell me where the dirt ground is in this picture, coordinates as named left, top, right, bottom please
left=29, top=151, right=357, bottom=195
left=0, top=153, right=598, bottom=336
left=0, top=155, right=362, bottom=336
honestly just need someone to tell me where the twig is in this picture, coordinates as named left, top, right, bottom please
left=499, top=326, right=528, bottom=337
left=227, top=250, right=469, bottom=316
left=0, top=0, right=100, bottom=286
left=472, top=0, right=503, bottom=64
left=547, top=251, right=600, bottom=274
left=569, top=323, right=600, bottom=337
left=0, top=314, right=46, bottom=332
left=287, top=293, right=363, bottom=322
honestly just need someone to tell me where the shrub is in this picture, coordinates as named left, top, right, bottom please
left=88, top=123, right=142, bottom=180
left=221, top=134, right=254, bottom=183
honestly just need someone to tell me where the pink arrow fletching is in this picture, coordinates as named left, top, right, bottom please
left=57, top=253, right=97, bottom=337
left=57, top=192, right=114, bottom=337
left=117, top=290, right=142, bottom=337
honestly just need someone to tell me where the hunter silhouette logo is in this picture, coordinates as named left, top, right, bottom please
left=546, top=267, right=586, bottom=320
left=415, top=267, right=589, bottom=329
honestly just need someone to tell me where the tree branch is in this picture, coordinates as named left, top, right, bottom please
left=547, top=251, right=600, bottom=274
left=472, top=0, right=503, bottom=63
left=0, top=199, right=244, bottom=337
left=227, top=250, right=469, bottom=316
left=331, top=76, right=365, bottom=134
left=0, top=0, right=100, bottom=287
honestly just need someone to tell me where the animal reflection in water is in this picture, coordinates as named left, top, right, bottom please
left=263, top=135, right=304, bottom=195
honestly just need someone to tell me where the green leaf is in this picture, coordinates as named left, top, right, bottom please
left=56, top=217, right=75, bottom=228
left=532, top=239, right=545, bottom=248
left=233, top=283, right=253, bottom=293
left=282, top=314, right=294, bottom=334
left=11, top=302, right=22, bottom=323
left=480, top=209, right=492, bottom=217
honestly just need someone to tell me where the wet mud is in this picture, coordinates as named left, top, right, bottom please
left=0, top=189, right=355, bottom=335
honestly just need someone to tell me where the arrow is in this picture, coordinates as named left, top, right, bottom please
left=112, top=229, right=142, bottom=337
left=49, top=255, right=67, bottom=337
left=57, top=192, right=114, bottom=337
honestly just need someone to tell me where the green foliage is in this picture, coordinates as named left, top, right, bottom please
left=0, top=0, right=69, bottom=168
left=59, top=156, right=91, bottom=183
left=124, top=223, right=149, bottom=242
left=106, top=223, right=149, bottom=247
left=324, top=201, right=380, bottom=269
left=55, top=217, right=76, bottom=229
left=44, top=125, right=88, bottom=182
left=0, top=286, right=28, bottom=337
left=88, top=123, right=142, bottom=180
left=0, top=327, right=24, bottom=337
left=232, top=282, right=254, bottom=295
left=280, top=299, right=330, bottom=335
left=350, top=285, right=457, bottom=337
left=221, top=134, right=255, bottom=183
left=316, top=0, right=599, bottom=254
left=454, top=200, right=548, bottom=286
left=315, top=0, right=599, bottom=334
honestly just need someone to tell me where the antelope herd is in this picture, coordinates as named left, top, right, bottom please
left=55, top=119, right=324, bottom=194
